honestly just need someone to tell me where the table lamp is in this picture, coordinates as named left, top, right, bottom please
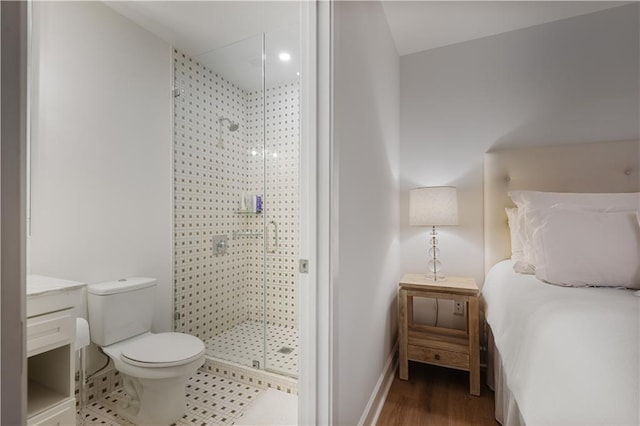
left=409, top=186, right=459, bottom=281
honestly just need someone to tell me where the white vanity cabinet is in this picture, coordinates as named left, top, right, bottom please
left=27, top=276, right=85, bottom=426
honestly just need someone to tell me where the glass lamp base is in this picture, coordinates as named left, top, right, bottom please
left=426, top=227, right=446, bottom=281
left=426, top=272, right=446, bottom=281
left=427, top=258, right=445, bottom=281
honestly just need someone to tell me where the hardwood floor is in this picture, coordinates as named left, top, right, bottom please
left=377, top=362, right=498, bottom=426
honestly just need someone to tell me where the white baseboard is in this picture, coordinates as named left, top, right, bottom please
left=358, top=340, right=399, bottom=426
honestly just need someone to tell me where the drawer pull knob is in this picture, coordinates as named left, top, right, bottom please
left=434, top=354, right=440, bottom=361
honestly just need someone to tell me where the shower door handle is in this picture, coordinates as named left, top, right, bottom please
left=267, top=220, right=278, bottom=254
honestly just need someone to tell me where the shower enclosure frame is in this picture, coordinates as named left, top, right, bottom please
left=298, top=2, right=332, bottom=425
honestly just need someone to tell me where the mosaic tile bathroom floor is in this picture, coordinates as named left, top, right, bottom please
left=78, top=370, right=263, bottom=426
left=205, top=320, right=299, bottom=377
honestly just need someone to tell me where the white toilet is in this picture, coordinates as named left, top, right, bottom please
left=87, top=277, right=205, bottom=425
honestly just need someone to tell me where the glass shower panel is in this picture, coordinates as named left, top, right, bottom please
left=173, top=34, right=266, bottom=371
left=263, top=25, right=301, bottom=378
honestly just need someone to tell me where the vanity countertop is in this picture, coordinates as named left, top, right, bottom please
left=27, top=275, right=86, bottom=318
left=27, top=275, right=86, bottom=296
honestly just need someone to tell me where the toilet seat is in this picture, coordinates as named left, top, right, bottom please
left=120, top=332, right=205, bottom=368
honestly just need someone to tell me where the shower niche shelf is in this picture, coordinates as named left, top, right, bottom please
left=232, top=230, right=263, bottom=239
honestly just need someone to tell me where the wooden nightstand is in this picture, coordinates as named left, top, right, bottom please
left=398, top=274, right=480, bottom=396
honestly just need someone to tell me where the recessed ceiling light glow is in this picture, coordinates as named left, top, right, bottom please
left=279, top=52, right=291, bottom=62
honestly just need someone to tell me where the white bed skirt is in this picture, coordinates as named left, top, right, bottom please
left=488, top=327, right=526, bottom=426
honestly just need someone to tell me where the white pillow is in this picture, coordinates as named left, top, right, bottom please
left=509, top=191, right=640, bottom=274
left=505, top=207, right=534, bottom=274
left=505, top=207, right=522, bottom=259
left=529, top=208, right=640, bottom=288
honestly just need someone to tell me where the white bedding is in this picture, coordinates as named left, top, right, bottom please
left=484, top=260, right=640, bottom=426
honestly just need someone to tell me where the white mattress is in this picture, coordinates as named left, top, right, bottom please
left=483, top=260, right=640, bottom=426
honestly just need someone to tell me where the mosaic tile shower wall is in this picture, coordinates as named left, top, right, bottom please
left=173, top=49, right=299, bottom=372
left=173, top=49, right=252, bottom=342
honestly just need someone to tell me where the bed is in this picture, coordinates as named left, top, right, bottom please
left=482, top=140, right=640, bottom=426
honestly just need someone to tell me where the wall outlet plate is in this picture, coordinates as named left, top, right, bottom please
left=454, top=301, right=464, bottom=316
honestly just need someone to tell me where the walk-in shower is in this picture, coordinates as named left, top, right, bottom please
left=173, top=26, right=300, bottom=382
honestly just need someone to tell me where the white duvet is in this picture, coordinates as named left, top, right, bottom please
left=484, top=260, right=640, bottom=426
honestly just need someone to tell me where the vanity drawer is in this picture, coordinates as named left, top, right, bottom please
left=27, top=310, right=74, bottom=357
left=407, top=345, right=469, bottom=370
left=27, top=397, right=75, bottom=426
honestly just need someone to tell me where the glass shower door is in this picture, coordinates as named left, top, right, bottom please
left=263, top=26, right=300, bottom=378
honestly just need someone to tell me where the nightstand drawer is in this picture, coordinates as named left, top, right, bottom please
left=407, top=345, right=469, bottom=370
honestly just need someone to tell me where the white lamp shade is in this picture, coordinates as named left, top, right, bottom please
left=409, top=186, right=459, bottom=226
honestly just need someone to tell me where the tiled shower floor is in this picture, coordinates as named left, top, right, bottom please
left=205, top=320, right=299, bottom=377
left=79, top=370, right=262, bottom=426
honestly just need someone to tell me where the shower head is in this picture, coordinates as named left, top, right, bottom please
left=219, top=117, right=239, bottom=132
left=217, top=116, right=239, bottom=149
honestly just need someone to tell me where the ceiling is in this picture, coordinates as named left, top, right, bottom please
left=382, top=1, right=630, bottom=56
left=106, top=1, right=300, bottom=90
left=107, top=1, right=629, bottom=88
left=106, top=1, right=299, bottom=56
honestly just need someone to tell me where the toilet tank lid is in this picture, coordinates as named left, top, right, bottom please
left=88, top=277, right=156, bottom=295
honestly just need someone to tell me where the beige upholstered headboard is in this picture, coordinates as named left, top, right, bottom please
left=484, top=140, right=640, bottom=274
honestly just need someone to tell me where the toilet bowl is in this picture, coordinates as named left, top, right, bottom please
left=102, top=332, right=204, bottom=425
left=88, top=277, right=205, bottom=425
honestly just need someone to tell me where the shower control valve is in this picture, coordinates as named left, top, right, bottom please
left=213, top=235, right=229, bottom=255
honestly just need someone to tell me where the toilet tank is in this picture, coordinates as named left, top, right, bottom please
left=87, top=277, right=157, bottom=346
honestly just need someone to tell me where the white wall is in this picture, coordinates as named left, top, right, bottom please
left=333, top=2, right=400, bottom=424
left=29, top=2, right=172, bottom=332
left=400, top=4, right=639, bottom=292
